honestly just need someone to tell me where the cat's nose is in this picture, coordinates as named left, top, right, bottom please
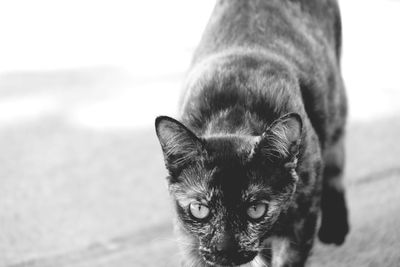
left=215, top=235, right=237, bottom=253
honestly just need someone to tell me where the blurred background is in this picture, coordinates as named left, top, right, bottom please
left=0, top=0, right=399, bottom=266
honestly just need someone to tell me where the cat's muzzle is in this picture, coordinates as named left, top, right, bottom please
left=200, top=248, right=258, bottom=266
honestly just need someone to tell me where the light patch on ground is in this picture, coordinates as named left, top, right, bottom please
left=0, top=0, right=214, bottom=74
left=66, top=81, right=182, bottom=129
left=0, top=95, right=59, bottom=124
left=341, top=0, right=400, bottom=121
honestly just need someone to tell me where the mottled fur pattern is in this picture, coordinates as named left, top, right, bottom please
left=155, top=0, right=349, bottom=266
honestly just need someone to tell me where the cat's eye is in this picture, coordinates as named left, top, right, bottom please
left=189, top=202, right=210, bottom=220
left=247, top=203, right=267, bottom=220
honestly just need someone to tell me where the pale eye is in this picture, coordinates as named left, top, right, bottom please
left=189, top=202, right=210, bottom=219
left=247, top=203, right=267, bottom=219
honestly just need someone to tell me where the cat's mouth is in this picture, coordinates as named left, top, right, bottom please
left=200, top=249, right=258, bottom=266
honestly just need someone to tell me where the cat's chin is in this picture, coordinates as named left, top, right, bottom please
left=200, top=250, right=258, bottom=267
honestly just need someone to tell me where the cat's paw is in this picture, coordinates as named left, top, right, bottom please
left=318, top=192, right=349, bottom=245
left=318, top=218, right=349, bottom=245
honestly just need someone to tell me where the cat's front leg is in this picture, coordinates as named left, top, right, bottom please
left=253, top=237, right=297, bottom=267
left=267, top=236, right=312, bottom=267
left=260, top=212, right=318, bottom=267
left=271, top=237, right=303, bottom=267
left=318, top=136, right=349, bottom=245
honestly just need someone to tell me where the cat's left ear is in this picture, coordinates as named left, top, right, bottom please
left=256, top=113, right=303, bottom=162
left=155, top=116, right=203, bottom=176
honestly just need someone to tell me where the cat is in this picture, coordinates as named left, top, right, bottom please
left=155, top=0, right=349, bottom=266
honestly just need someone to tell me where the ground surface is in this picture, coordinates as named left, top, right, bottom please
left=0, top=0, right=400, bottom=266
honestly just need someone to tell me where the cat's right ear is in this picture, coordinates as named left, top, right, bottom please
left=255, top=113, right=303, bottom=162
left=155, top=116, right=203, bottom=177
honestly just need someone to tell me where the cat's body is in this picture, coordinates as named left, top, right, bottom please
left=156, top=0, right=349, bottom=266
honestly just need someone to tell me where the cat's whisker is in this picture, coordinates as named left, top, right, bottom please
left=255, top=256, right=269, bottom=267
left=256, top=252, right=272, bottom=266
left=190, top=257, right=203, bottom=267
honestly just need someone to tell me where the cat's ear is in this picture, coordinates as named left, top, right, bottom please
left=155, top=116, right=203, bottom=176
left=256, top=113, right=303, bottom=161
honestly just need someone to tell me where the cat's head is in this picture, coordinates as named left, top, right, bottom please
left=155, top=113, right=302, bottom=266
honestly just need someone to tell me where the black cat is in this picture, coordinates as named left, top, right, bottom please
left=155, top=0, right=349, bottom=266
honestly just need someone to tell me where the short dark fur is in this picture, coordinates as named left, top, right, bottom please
left=155, top=0, right=349, bottom=266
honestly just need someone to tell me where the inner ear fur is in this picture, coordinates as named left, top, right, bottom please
left=155, top=116, right=203, bottom=174
left=257, top=113, right=303, bottom=161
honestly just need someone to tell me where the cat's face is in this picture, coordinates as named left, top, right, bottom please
left=155, top=114, right=302, bottom=266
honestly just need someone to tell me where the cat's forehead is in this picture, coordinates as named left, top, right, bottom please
left=173, top=160, right=269, bottom=207
left=202, top=135, right=260, bottom=191
left=171, top=135, right=270, bottom=205
left=203, top=134, right=259, bottom=162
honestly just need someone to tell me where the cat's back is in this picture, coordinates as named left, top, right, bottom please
left=180, top=0, right=346, bottom=147
left=192, top=0, right=341, bottom=65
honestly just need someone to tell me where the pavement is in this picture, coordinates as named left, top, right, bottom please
left=0, top=0, right=400, bottom=266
